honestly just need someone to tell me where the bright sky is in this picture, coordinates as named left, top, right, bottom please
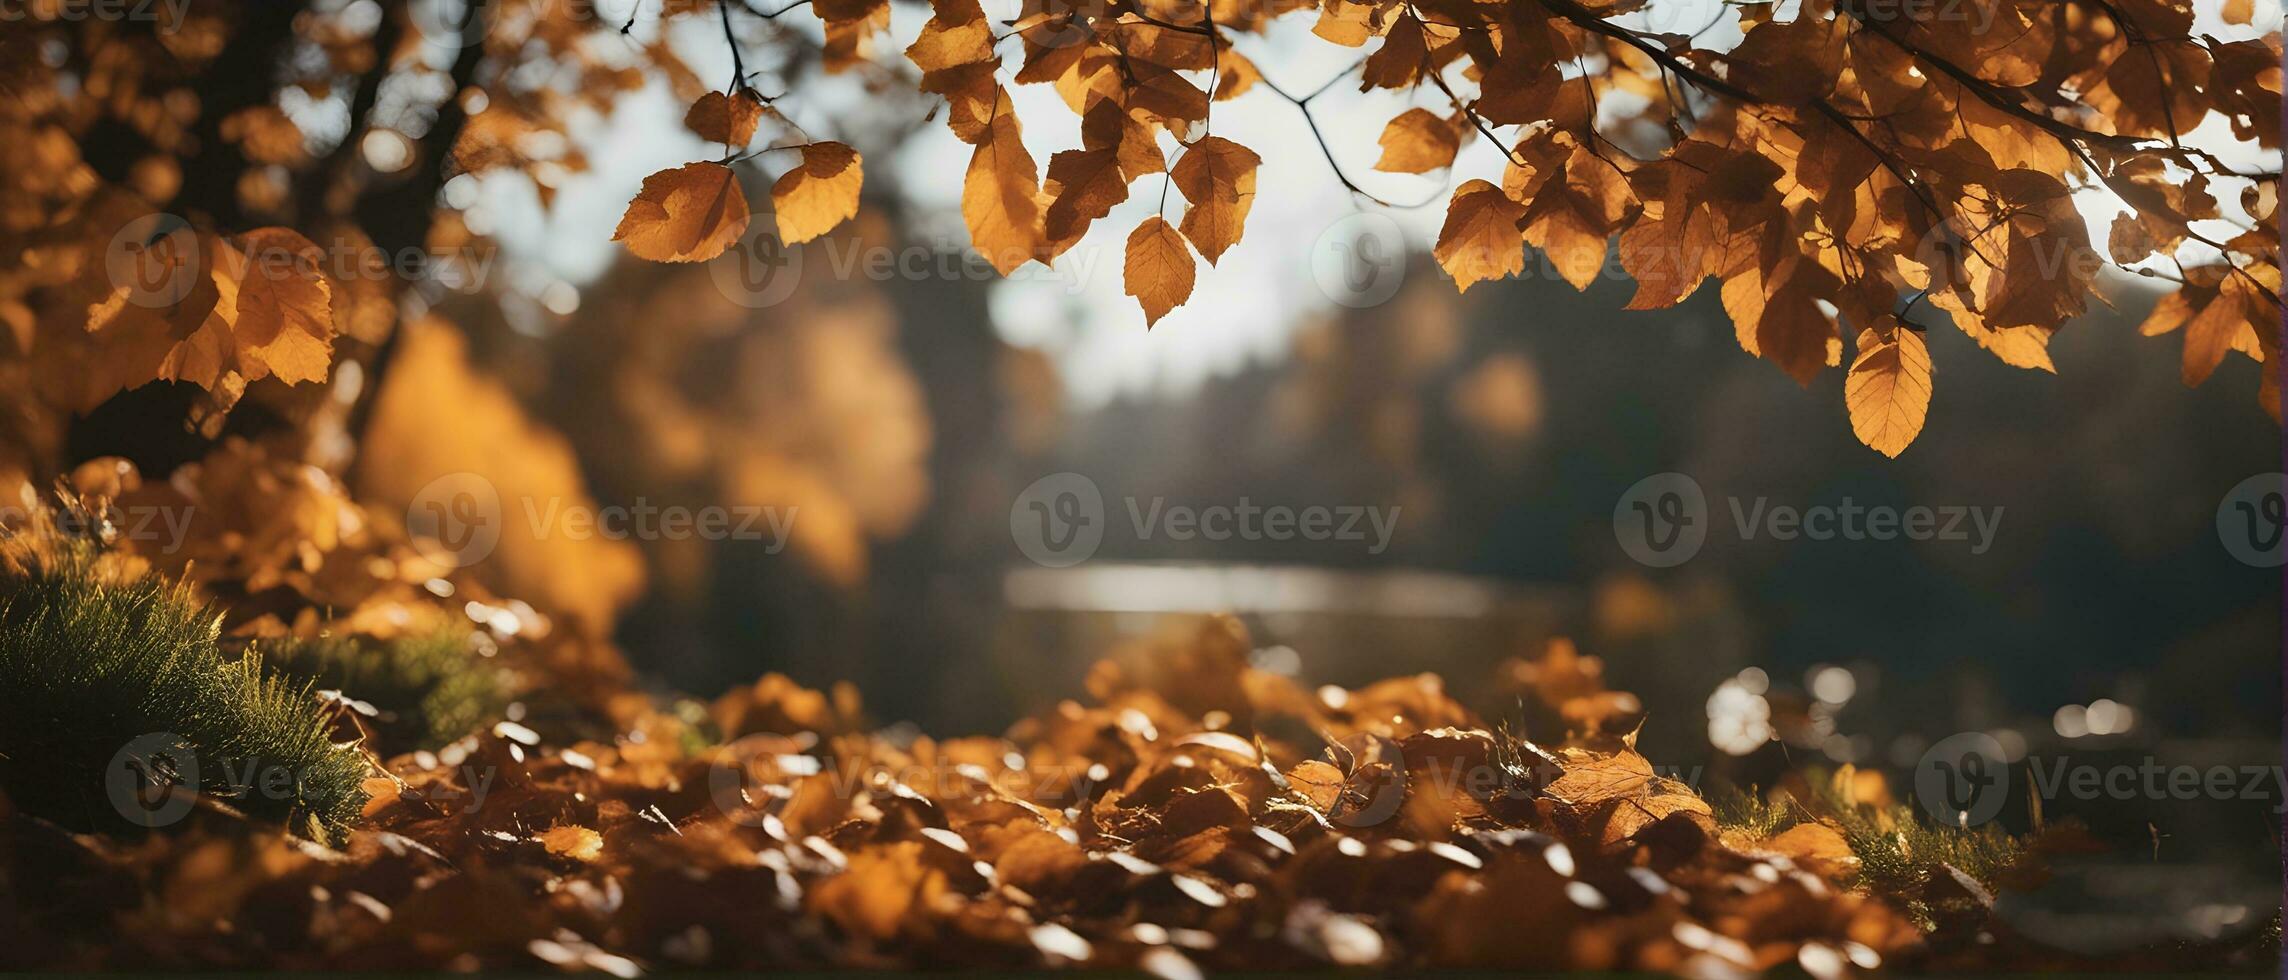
left=454, top=0, right=2281, bottom=409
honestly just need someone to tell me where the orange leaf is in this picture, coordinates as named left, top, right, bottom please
left=684, top=89, right=766, bottom=146
left=1844, top=319, right=1932, bottom=457
left=614, top=162, right=751, bottom=262
left=222, top=227, right=335, bottom=385
left=1171, top=136, right=1260, bottom=265
left=1433, top=179, right=1526, bottom=292
left=1374, top=108, right=1461, bottom=174
left=1124, top=216, right=1195, bottom=326
left=1044, top=147, right=1128, bottom=247
left=963, top=109, right=1044, bottom=274
left=772, top=142, right=865, bottom=245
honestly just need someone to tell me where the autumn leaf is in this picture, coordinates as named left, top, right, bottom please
left=1519, top=145, right=1632, bottom=291
left=1360, top=15, right=1426, bottom=89
left=816, top=0, right=892, bottom=72
left=963, top=109, right=1043, bottom=274
left=1752, top=821, right=1860, bottom=881
left=905, top=0, right=993, bottom=77
left=1434, top=179, right=1526, bottom=292
left=539, top=824, right=604, bottom=862
left=1123, top=60, right=1210, bottom=128
left=2140, top=264, right=2277, bottom=387
left=82, top=224, right=336, bottom=400
left=1845, top=318, right=1933, bottom=457
left=614, top=162, right=751, bottom=262
left=1314, top=0, right=1394, bottom=46
left=2106, top=211, right=2160, bottom=265
left=909, top=0, right=1001, bottom=142
left=1125, top=216, right=1195, bottom=326
left=1171, top=136, right=1261, bottom=265
left=1374, top=108, right=1462, bottom=174
left=684, top=89, right=767, bottom=146
left=1043, top=147, right=1128, bottom=246
left=1080, top=98, right=1163, bottom=183
left=1721, top=255, right=1842, bottom=385
left=222, top=227, right=336, bottom=385
left=772, top=142, right=864, bottom=245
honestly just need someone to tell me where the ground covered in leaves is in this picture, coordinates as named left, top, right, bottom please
left=0, top=451, right=2276, bottom=975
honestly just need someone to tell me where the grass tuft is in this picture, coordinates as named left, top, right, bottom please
left=261, top=628, right=510, bottom=752
left=0, top=532, right=368, bottom=838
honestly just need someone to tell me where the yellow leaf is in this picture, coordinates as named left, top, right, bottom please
left=1845, top=319, right=1932, bottom=457
left=614, top=162, right=751, bottom=263
left=1374, top=108, right=1461, bottom=174
left=1433, top=179, right=1525, bottom=292
left=1171, top=136, right=1260, bottom=265
left=1124, top=216, right=1195, bottom=327
left=772, top=142, right=865, bottom=245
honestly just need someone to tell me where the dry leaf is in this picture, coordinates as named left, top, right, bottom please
left=1125, top=216, right=1195, bottom=326
left=772, top=142, right=865, bottom=245
left=614, top=162, right=751, bottom=262
left=1374, top=109, right=1462, bottom=174
left=963, top=108, right=1043, bottom=274
left=684, top=90, right=767, bottom=146
left=1844, top=318, right=1932, bottom=457
left=1434, top=180, right=1526, bottom=292
left=1171, top=136, right=1261, bottom=265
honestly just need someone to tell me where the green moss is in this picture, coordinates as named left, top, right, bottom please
left=0, top=544, right=368, bottom=838
left=261, top=628, right=510, bottom=752
left=1716, top=769, right=2024, bottom=928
